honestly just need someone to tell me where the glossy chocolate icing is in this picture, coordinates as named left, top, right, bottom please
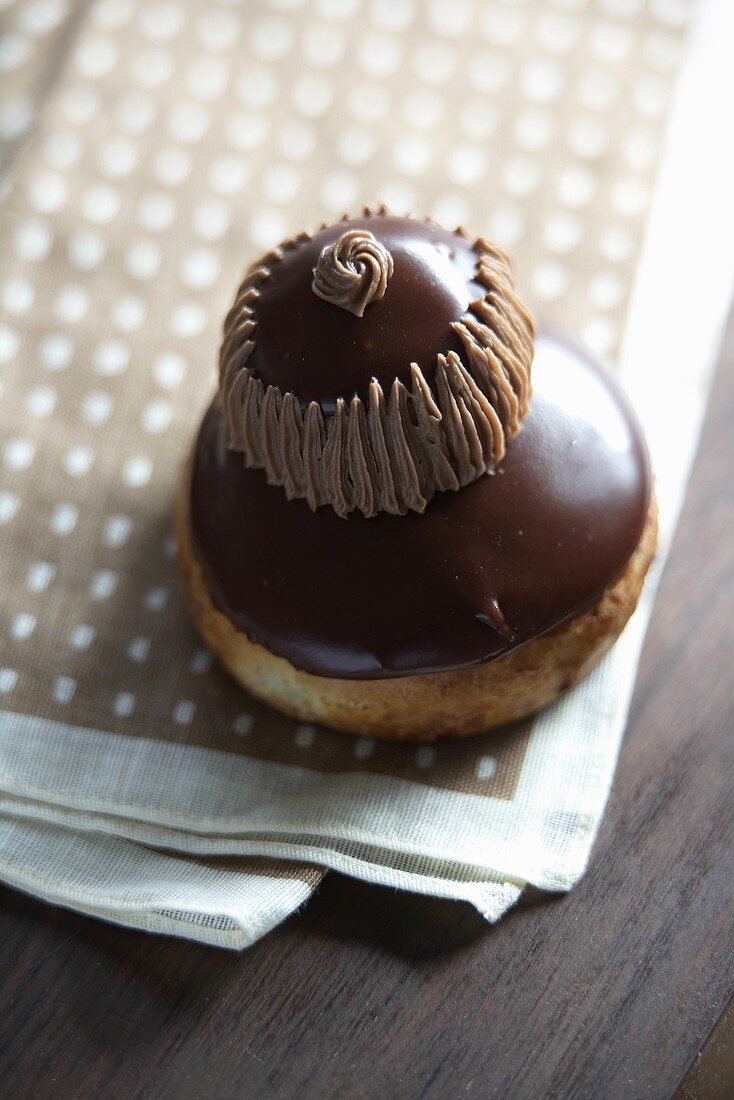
left=247, top=214, right=484, bottom=412
left=189, top=328, right=652, bottom=680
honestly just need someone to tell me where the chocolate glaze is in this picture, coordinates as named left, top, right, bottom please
left=248, top=215, right=484, bottom=412
left=189, top=329, right=652, bottom=680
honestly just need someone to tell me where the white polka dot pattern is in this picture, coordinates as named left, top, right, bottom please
left=0, top=0, right=694, bottom=791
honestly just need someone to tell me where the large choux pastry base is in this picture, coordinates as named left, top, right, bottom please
left=177, top=479, right=657, bottom=741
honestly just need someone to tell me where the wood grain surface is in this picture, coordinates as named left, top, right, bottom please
left=1, top=308, right=732, bottom=1100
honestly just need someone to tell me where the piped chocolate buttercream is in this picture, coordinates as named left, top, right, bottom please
left=311, top=227, right=394, bottom=317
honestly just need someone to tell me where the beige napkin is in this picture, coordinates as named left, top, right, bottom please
left=1, top=0, right=733, bottom=947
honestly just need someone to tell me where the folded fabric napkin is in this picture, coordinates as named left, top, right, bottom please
left=1, top=0, right=733, bottom=947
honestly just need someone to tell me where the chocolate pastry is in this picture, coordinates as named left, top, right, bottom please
left=177, top=211, right=656, bottom=740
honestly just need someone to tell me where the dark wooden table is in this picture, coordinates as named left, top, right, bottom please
left=1, top=310, right=732, bottom=1100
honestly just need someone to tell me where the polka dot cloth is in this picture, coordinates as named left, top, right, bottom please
left=0, top=0, right=694, bottom=793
